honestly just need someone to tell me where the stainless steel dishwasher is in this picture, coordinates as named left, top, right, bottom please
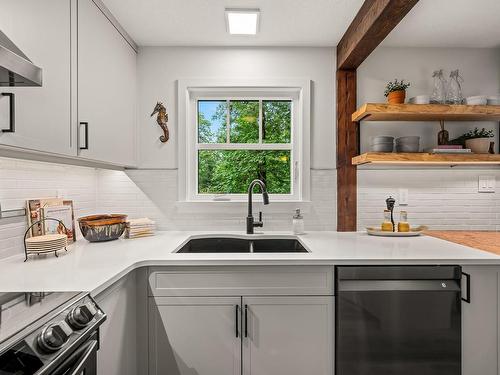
left=335, top=265, right=466, bottom=375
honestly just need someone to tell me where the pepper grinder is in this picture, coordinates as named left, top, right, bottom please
left=385, top=196, right=396, bottom=232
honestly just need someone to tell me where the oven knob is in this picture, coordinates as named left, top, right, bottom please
left=37, top=321, right=72, bottom=353
left=66, top=303, right=97, bottom=330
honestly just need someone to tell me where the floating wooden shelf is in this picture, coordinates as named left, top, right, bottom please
left=352, top=152, right=500, bottom=166
left=352, top=103, right=500, bottom=122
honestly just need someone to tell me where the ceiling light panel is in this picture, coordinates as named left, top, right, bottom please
left=225, top=8, right=260, bottom=35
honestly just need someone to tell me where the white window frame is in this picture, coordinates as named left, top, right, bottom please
left=178, top=78, right=311, bottom=202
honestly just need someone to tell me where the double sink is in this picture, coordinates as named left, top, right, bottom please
left=176, top=237, right=309, bottom=253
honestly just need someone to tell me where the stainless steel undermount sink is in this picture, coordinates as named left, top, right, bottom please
left=176, top=237, right=309, bottom=253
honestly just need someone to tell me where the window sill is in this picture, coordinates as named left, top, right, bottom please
left=175, top=200, right=313, bottom=214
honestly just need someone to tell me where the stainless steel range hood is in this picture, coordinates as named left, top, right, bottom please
left=0, top=30, right=42, bottom=87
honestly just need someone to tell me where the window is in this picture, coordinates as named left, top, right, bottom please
left=179, top=79, right=310, bottom=202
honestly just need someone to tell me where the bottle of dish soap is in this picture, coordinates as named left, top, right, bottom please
left=292, top=208, right=305, bottom=235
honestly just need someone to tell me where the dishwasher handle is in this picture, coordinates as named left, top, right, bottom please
left=461, top=272, right=471, bottom=303
left=337, top=279, right=461, bottom=292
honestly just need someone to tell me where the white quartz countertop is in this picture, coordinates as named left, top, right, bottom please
left=0, top=231, right=499, bottom=294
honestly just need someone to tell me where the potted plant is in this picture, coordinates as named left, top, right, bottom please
left=384, top=79, right=411, bottom=104
left=461, top=128, right=494, bottom=154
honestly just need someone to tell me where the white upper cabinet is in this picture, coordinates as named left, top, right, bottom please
left=77, top=0, right=137, bottom=166
left=0, top=0, right=72, bottom=155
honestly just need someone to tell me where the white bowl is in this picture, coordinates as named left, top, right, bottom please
left=487, top=95, right=500, bottom=105
left=466, top=96, right=487, bottom=105
left=408, top=95, right=430, bottom=104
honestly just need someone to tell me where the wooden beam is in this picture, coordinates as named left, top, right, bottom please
left=336, top=0, right=419, bottom=231
left=337, top=0, right=419, bottom=70
left=336, top=70, right=358, bottom=231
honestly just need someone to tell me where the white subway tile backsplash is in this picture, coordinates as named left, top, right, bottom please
left=358, top=169, right=500, bottom=231
left=0, top=156, right=497, bottom=260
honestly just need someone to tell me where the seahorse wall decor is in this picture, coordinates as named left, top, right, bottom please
left=150, top=102, right=170, bottom=143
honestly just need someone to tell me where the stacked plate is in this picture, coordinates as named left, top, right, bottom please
left=370, top=136, right=394, bottom=152
left=25, top=234, right=67, bottom=253
left=395, top=136, right=420, bottom=152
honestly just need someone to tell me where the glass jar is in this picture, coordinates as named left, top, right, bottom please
left=381, top=210, right=393, bottom=232
left=446, top=69, right=464, bottom=104
left=397, top=211, right=410, bottom=232
left=430, top=69, right=447, bottom=104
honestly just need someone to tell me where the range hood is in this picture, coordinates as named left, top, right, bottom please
left=0, top=30, right=42, bottom=86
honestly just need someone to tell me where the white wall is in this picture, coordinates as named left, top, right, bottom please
left=357, top=47, right=500, bottom=230
left=137, top=47, right=336, bottom=169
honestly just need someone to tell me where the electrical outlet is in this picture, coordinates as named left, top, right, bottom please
left=399, top=188, right=409, bottom=205
left=56, top=189, right=67, bottom=198
left=478, top=176, right=495, bottom=193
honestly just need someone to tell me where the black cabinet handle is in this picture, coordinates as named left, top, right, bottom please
left=244, top=304, right=248, bottom=338
left=235, top=305, right=239, bottom=338
left=79, top=122, right=89, bottom=150
left=462, top=272, right=471, bottom=303
left=1, top=93, right=15, bottom=133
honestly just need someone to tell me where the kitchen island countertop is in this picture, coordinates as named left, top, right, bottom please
left=0, top=231, right=499, bottom=294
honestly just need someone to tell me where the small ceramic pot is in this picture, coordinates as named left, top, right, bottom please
left=387, top=90, right=406, bottom=104
left=465, top=138, right=492, bottom=154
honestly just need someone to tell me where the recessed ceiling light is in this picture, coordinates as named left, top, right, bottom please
left=225, top=8, right=260, bottom=35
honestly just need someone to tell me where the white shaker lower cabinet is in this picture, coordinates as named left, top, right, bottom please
left=0, top=0, right=72, bottom=155
left=77, top=0, right=137, bottom=166
left=242, top=296, right=333, bottom=375
left=461, top=266, right=499, bottom=375
left=147, top=267, right=334, bottom=375
left=149, top=296, right=242, bottom=375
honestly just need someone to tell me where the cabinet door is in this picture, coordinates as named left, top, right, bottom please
left=77, top=0, right=136, bottom=166
left=0, top=0, right=72, bottom=155
left=242, top=296, right=333, bottom=375
left=149, top=296, right=241, bottom=375
left=94, top=272, right=138, bottom=375
left=462, top=266, right=499, bottom=375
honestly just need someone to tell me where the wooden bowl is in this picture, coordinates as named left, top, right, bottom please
left=78, top=214, right=128, bottom=242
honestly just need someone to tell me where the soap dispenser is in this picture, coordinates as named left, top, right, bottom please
left=292, top=208, right=305, bottom=235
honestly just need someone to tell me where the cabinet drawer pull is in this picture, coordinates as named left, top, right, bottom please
left=1, top=93, right=15, bottom=133
left=235, top=305, right=239, bottom=338
left=244, top=304, right=248, bottom=338
left=79, top=122, right=89, bottom=150
left=461, top=272, right=471, bottom=303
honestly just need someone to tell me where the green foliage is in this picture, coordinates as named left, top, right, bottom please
left=384, top=79, right=410, bottom=97
left=230, top=101, right=259, bottom=143
left=460, top=127, right=494, bottom=140
left=198, top=100, right=292, bottom=195
left=263, top=101, right=291, bottom=143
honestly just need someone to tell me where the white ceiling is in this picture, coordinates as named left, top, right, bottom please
left=383, top=0, right=500, bottom=48
left=101, top=0, right=364, bottom=46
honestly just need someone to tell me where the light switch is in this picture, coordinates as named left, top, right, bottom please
left=399, top=188, right=409, bottom=205
left=478, top=176, right=495, bottom=193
